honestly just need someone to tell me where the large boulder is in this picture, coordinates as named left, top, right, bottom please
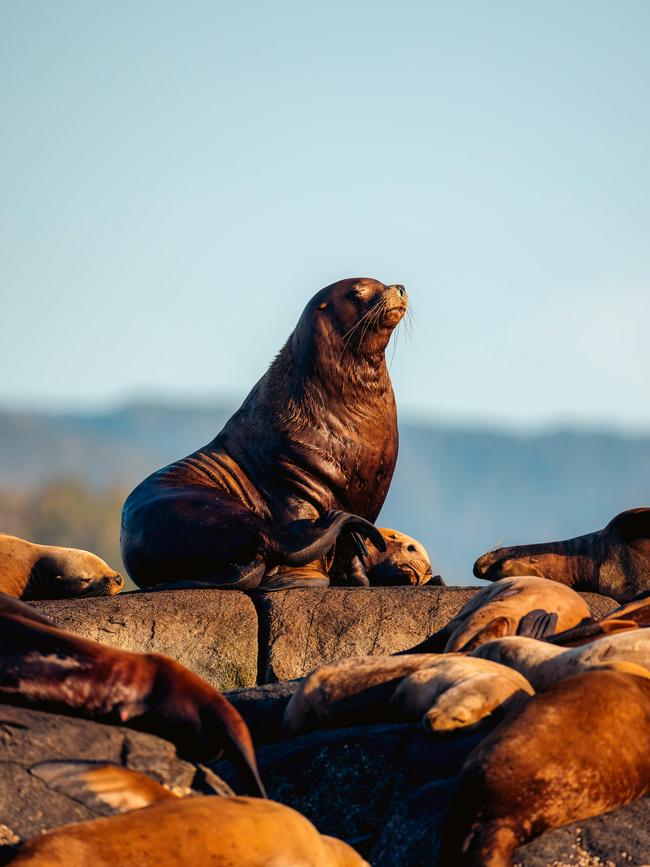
left=33, top=589, right=258, bottom=690
left=0, top=703, right=223, bottom=864
left=252, top=587, right=617, bottom=682
left=214, top=710, right=650, bottom=867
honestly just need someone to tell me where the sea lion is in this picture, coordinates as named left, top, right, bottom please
left=264, top=526, right=442, bottom=589
left=473, top=507, right=650, bottom=602
left=121, top=278, right=408, bottom=591
left=283, top=654, right=533, bottom=737
left=0, top=533, right=123, bottom=599
left=472, top=629, right=650, bottom=691
left=547, top=589, right=650, bottom=645
left=401, top=576, right=592, bottom=654
left=0, top=592, right=264, bottom=796
left=12, top=763, right=367, bottom=867
left=366, top=528, right=441, bottom=586
left=438, top=664, right=650, bottom=866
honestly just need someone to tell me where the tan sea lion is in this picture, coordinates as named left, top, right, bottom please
left=472, top=628, right=650, bottom=691
left=12, top=763, right=367, bottom=867
left=439, top=664, right=650, bottom=866
left=547, top=589, right=650, bottom=645
left=0, top=593, right=264, bottom=796
left=366, top=528, right=441, bottom=586
left=283, top=654, right=533, bottom=737
left=121, top=278, right=410, bottom=591
left=264, top=526, right=442, bottom=589
left=402, top=576, right=592, bottom=654
left=0, top=533, right=123, bottom=599
left=473, top=507, right=650, bottom=602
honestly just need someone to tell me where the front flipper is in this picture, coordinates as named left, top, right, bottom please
left=516, top=609, right=558, bottom=640
left=266, top=510, right=386, bottom=567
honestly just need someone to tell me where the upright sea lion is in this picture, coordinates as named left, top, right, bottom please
left=0, top=592, right=264, bottom=796
left=439, top=664, right=650, bottom=866
left=401, top=576, right=592, bottom=654
left=12, top=764, right=367, bottom=867
left=473, top=507, right=650, bottom=602
left=121, top=278, right=408, bottom=591
left=472, top=629, right=650, bottom=691
left=0, top=533, right=123, bottom=599
left=283, top=654, right=533, bottom=737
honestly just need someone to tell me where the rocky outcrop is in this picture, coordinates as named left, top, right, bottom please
left=33, top=587, right=618, bottom=689
left=33, top=589, right=259, bottom=690
left=214, top=699, right=650, bottom=867
left=0, top=703, right=227, bottom=864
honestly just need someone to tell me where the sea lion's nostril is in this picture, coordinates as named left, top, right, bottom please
left=395, top=284, right=406, bottom=297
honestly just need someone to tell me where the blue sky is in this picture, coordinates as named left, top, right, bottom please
left=2, top=1, right=649, bottom=428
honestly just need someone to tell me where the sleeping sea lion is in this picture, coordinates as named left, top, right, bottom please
left=283, top=654, right=533, bottom=737
left=401, top=576, right=592, bottom=654
left=121, top=278, right=409, bottom=591
left=264, top=526, right=442, bottom=589
left=547, top=589, right=650, bottom=645
left=12, top=763, right=367, bottom=867
left=0, top=533, right=123, bottom=599
left=0, top=593, right=264, bottom=796
left=473, top=507, right=650, bottom=602
left=472, top=628, right=650, bottom=691
left=438, top=664, right=650, bottom=866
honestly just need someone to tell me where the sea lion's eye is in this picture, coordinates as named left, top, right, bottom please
left=407, top=544, right=416, bottom=552
left=318, top=302, right=328, bottom=310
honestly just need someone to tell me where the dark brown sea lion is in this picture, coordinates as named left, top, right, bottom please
left=121, top=278, right=408, bottom=591
left=401, top=576, right=592, bottom=654
left=0, top=533, right=123, bottom=599
left=438, top=663, right=650, bottom=866
left=473, top=507, right=650, bottom=602
left=0, top=593, right=264, bottom=796
left=12, top=764, right=367, bottom=866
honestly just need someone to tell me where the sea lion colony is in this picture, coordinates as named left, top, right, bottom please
left=1, top=278, right=649, bottom=865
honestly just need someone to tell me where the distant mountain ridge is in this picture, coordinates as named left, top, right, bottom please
left=1, top=401, right=649, bottom=585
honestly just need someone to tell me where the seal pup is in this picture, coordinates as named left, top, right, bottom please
left=121, top=278, right=409, bottom=591
left=438, top=663, right=650, bottom=866
left=0, top=592, right=264, bottom=797
left=283, top=654, right=533, bottom=736
left=0, top=533, right=123, bottom=599
left=473, top=507, right=650, bottom=602
left=13, top=764, right=368, bottom=867
left=401, top=576, right=592, bottom=654
left=472, top=629, right=650, bottom=691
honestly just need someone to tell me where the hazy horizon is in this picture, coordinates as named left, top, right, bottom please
left=2, top=1, right=649, bottom=429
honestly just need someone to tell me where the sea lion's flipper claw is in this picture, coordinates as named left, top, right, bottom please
left=29, top=761, right=178, bottom=814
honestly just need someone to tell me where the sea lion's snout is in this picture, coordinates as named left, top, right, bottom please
left=394, top=284, right=406, bottom=297
left=473, top=549, right=543, bottom=581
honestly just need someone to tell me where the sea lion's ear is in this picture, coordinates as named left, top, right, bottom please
left=607, top=508, right=650, bottom=542
left=29, top=761, right=180, bottom=815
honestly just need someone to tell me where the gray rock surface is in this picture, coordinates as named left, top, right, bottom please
left=30, top=587, right=618, bottom=690
left=33, top=588, right=258, bottom=690
left=214, top=715, right=650, bottom=867
left=0, top=703, right=221, bottom=863
left=253, top=587, right=618, bottom=682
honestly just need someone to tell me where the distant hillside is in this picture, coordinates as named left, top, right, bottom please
left=1, top=402, right=649, bottom=585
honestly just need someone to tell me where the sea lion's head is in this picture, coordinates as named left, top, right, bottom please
left=27, top=547, right=124, bottom=599
left=368, top=528, right=442, bottom=586
left=293, top=278, right=408, bottom=364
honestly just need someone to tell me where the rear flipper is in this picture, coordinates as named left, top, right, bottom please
left=516, top=609, right=558, bottom=640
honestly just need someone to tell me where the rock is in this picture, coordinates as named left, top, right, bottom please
left=226, top=681, right=300, bottom=746
left=32, top=589, right=258, bottom=690
left=213, top=715, right=650, bottom=867
left=0, top=702, right=220, bottom=863
left=252, top=587, right=618, bottom=682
